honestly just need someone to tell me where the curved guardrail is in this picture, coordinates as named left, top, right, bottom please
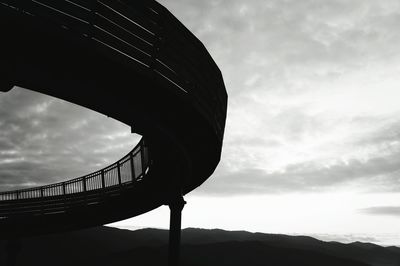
left=1, top=0, right=226, bottom=141
left=0, top=0, right=227, bottom=235
left=0, top=138, right=149, bottom=201
left=0, top=0, right=226, bottom=197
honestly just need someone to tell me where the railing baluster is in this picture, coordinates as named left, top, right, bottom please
left=101, top=169, right=105, bottom=188
left=0, top=138, right=149, bottom=203
left=83, top=177, right=87, bottom=192
left=140, top=141, right=146, bottom=178
left=130, top=152, right=135, bottom=181
left=117, top=161, right=122, bottom=185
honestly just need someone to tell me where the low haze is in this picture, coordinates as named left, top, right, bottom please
left=2, top=0, right=400, bottom=246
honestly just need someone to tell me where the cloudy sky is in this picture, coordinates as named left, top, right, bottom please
left=2, top=0, right=400, bottom=245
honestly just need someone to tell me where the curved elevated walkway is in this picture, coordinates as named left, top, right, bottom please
left=0, top=0, right=227, bottom=238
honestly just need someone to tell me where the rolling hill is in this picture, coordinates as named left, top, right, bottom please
left=0, top=226, right=398, bottom=266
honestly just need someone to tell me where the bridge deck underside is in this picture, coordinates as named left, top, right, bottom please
left=0, top=0, right=227, bottom=237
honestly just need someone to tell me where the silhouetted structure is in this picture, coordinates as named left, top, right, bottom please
left=0, top=0, right=227, bottom=265
left=5, top=239, right=20, bottom=266
left=1, top=227, right=379, bottom=266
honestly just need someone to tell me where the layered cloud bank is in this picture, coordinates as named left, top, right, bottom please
left=0, top=88, right=139, bottom=190
left=2, top=0, right=400, bottom=241
left=158, top=0, right=400, bottom=196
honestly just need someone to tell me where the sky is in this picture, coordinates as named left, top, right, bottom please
left=2, top=0, right=400, bottom=245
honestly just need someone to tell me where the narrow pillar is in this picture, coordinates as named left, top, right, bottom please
left=168, top=195, right=186, bottom=266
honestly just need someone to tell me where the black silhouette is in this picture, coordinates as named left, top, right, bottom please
left=0, top=0, right=227, bottom=265
left=2, top=226, right=397, bottom=266
left=4, top=239, right=20, bottom=266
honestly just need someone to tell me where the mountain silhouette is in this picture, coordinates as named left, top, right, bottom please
left=0, top=226, right=398, bottom=266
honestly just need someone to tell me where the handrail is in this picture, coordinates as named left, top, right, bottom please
left=0, top=0, right=227, bottom=200
left=0, top=138, right=150, bottom=201
left=0, top=0, right=227, bottom=141
left=0, top=0, right=227, bottom=235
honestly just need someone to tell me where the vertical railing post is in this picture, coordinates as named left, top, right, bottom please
left=130, top=153, right=135, bottom=182
left=117, top=161, right=122, bottom=185
left=101, top=169, right=105, bottom=189
left=82, top=177, right=87, bottom=192
left=140, top=141, right=146, bottom=178
left=145, top=139, right=151, bottom=168
left=61, top=182, right=67, bottom=211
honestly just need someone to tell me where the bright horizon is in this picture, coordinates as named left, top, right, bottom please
left=2, top=0, right=400, bottom=246
left=111, top=0, right=400, bottom=246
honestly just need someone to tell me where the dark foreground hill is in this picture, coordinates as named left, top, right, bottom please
left=0, top=226, right=398, bottom=266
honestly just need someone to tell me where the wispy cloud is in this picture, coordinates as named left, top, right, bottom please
left=196, top=149, right=400, bottom=196
left=2, top=0, right=400, bottom=199
left=0, top=88, right=139, bottom=190
left=160, top=0, right=400, bottom=195
left=360, top=206, right=400, bottom=217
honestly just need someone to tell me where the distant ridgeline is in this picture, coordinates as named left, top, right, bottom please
left=1, top=227, right=398, bottom=266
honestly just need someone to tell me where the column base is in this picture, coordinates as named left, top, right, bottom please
left=168, top=195, right=186, bottom=266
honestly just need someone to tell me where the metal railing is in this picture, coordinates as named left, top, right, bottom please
left=0, top=138, right=150, bottom=201
left=0, top=0, right=227, bottom=142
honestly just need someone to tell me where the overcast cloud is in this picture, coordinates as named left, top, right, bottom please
left=109, top=0, right=400, bottom=244
left=158, top=0, right=400, bottom=196
left=359, top=206, right=400, bottom=217
left=2, top=0, right=400, bottom=204
left=0, top=88, right=139, bottom=190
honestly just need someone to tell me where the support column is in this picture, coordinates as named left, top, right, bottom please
left=168, top=195, right=186, bottom=266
